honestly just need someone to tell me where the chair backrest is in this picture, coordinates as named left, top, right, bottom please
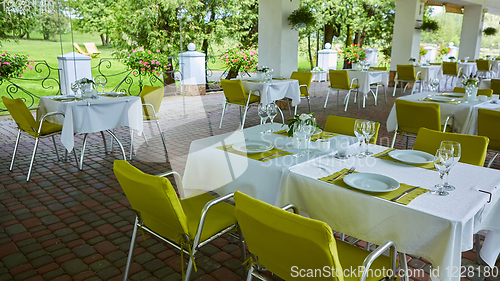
left=113, top=160, right=190, bottom=242
left=369, top=67, right=387, bottom=71
left=73, top=43, right=89, bottom=56
left=234, top=191, right=341, bottom=281
left=442, top=62, right=458, bottom=76
left=2, top=96, right=39, bottom=136
left=328, top=70, right=350, bottom=90
left=490, top=79, right=500, bottom=95
left=83, top=43, right=100, bottom=54
left=478, top=108, right=500, bottom=151
left=220, top=79, right=248, bottom=106
left=476, top=59, right=491, bottom=71
left=413, top=128, right=489, bottom=166
left=395, top=99, right=441, bottom=134
left=324, top=115, right=380, bottom=144
left=290, top=71, right=313, bottom=96
left=429, top=63, right=442, bottom=65
left=140, top=85, right=164, bottom=117
left=396, top=65, right=416, bottom=81
left=453, top=87, right=493, bottom=97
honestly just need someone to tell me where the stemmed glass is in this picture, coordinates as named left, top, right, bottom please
left=428, top=78, right=440, bottom=92
left=302, top=117, right=317, bottom=154
left=292, top=122, right=306, bottom=158
left=258, top=103, right=268, bottom=134
left=362, top=121, right=375, bottom=155
left=432, top=148, right=454, bottom=196
left=354, top=119, right=366, bottom=157
left=266, top=103, right=278, bottom=133
left=71, top=83, right=79, bottom=97
left=440, top=141, right=461, bottom=191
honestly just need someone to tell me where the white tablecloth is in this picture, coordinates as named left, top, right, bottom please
left=458, top=62, right=477, bottom=78
left=491, top=61, right=500, bottom=77
left=463, top=102, right=500, bottom=135
left=182, top=124, right=357, bottom=203
left=38, top=95, right=143, bottom=152
left=386, top=91, right=486, bottom=134
left=347, top=70, right=389, bottom=94
left=240, top=79, right=301, bottom=106
left=416, top=65, right=443, bottom=82
left=279, top=149, right=500, bottom=281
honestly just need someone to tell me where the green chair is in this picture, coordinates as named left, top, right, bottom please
left=391, top=99, right=453, bottom=149
left=2, top=96, right=69, bottom=181
left=324, top=70, right=359, bottom=111
left=490, top=79, right=500, bottom=95
left=413, top=127, right=489, bottom=167
left=452, top=87, right=493, bottom=97
left=219, top=79, right=260, bottom=129
left=114, top=160, right=242, bottom=281
left=441, top=62, right=463, bottom=90
left=369, top=67, right=388, bottom=104
left=392, top=65, right=422, bottom=96
left=476, top=60, right=492, bottom=79
left=324, top=115, right=380, bottom=144
left=477, top=108, right=500, bottom=167
left=234, top=191, right=399, bottom=281
left=290, top=71, right=313, bottom=114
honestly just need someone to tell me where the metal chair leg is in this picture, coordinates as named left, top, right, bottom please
left=27, top=138, right=40, bottom=182
left=399, top=253, right=409, bottom=281
left=241, top=106, right=249, bottom=129
left=156, top=120, right=168, bottom=155
left=10, top=129, right=21, bottom=171
left=392, top=81, right=398, bottom=97
left=324, top=89, right=331, bottom=108
left=488, top=152, right=499, bottom=168
left=100, top=131, right=108, bottom=154
left=123, top=217, right=139, bottom=281
left=129, top=128, right=134, bottom=161
left=307, top=96, right=311, bottom=113
left=51, top=135, right=60, bottom=161
left=106, top=130, right=126, bottom=160
left=405, top=135, right=409, bottom=150
left=79, top=134, right=89, bottom=170
left=142, top=132, right=149, bottom=145
left=219, top=103, right=227, bottom=129
left=391, top=130, right=398, bottom=148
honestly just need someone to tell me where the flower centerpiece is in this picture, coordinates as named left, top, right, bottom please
left=283, top=113, right=320, bottom=137
left=0, top=51, right=33, bottom=82
left=438, top=44, right=451, bottom=56
left=419, top=45, right=428, bottom=62
left=125, top=47, right=171, bottom=77
left=220, top=47, right=258, bottom=79
left=448, top=56, right=456, bottom=62
left=340, top=44, right=366, bottom=66
left=462, top=77, right=479, bottom=102
left=74, top=78, right=95, bottom=97
left=311, top=66, right=324, bottom=72
left=461, top=77, right=478, bottom=88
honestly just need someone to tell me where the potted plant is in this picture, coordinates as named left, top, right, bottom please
left=220, top=47, right=258, bottom=79
left=283, top=113, right=320, bottom=137
left=288, top=6, right=316, bottom=31
left=408, top=57, right=417, bottom=65
left=483, top=27, right=498, bottom=36
left=0, top=51, right=33, bottom=83
left=340, top=44, right=366, bottom=69
left=420, top=19, right=439, bottom=32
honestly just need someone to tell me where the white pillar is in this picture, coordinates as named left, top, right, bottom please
left=390, top=0, right=424, bottom=71
left=258, top=0, right=299, bottom=77
left=459, top=5, right=484, bottom=60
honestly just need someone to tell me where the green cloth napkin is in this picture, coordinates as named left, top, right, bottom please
left=440, top=93, right=465, bottom=98
left=420, top=97, right=462, bottom=104
left=371, top=148, right=435, bottom=170
left=273, top=129, right=338, bottom=141
left=54, top=98, right=83, bottom=102
left=272, top=78, right=289, bottom=81
left=216, top=144, right=293, bottom=162
left=318, top=168, right=429, bottom=205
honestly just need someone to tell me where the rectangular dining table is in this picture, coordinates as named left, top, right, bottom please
left=386, top=91, right=489, bottom=134
left=347, top=70, right=389, bottom=107
left=38, top=94, right=143, bottom=167
left=416, top=65, right=442, bottom=91
left=182, top=124, right=500, bottom=281
left=238, top=78, right=301, bottom=106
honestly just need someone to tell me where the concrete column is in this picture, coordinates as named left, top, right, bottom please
left=459, top=5, right=484, bottom=60
left=258, top=0, right=299, bottom=77
left=390, top=0, right=424, bottom=71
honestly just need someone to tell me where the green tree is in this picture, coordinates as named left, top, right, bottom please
left=73, top=0, right=115, bottom=45
left=37, top=12, right=69, bottom=40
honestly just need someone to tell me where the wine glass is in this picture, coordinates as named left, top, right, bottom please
left=354, top=119, right=366, bottom=157
left=258, top=103, right=268, bottom=134
left=429, top=78, right=440, bottom=92
left=266, top=103, right=278, bottom=132
left=293, top=123, right=306, bottom=158
left=432, top=148, right=454, bottom=196
left=302, top=117, right=317, bottom=154
left=440, top=141, right=461, bottom=191
left=70, top=83, right=79, bottom=97
left=362, top=121, right=376, bottom=155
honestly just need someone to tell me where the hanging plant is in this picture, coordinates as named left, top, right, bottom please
left=288, top=6, right=316, bottom=31
left=483, top=27, right=498, bottom=36
left=420, top=19, right=439, bottom=33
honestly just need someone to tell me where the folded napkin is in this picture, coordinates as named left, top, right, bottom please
left=420, top=97, right=462, bottom=104
left=310, top=132, right=338, bottom=142
left=273, top=129, right=289, bottom=137
left=272, top=78, right=289, bottom=80
left=216, top=144, right=293, bottom=162
left=318, top=168, right=429, bottom=205
left=372, top=148, right=435, bottom=170
left=440, top=94, right=465, bottom=98
left=55, top=98, right=83, bottom=102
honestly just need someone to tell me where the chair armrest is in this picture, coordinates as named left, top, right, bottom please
left=415, top=71, right=422, bottom=80
left=192, top=192, right=235, bottom=247
left=37, top=111, right=65, bottom=134
left=350, top=78, right=359, bottom=88
left=156, top=171, right=185, bottom=198
left=29, top=107, right=40, bottom=111
left=360, top=241, right=398, bottom=281
left=443, top=115, right=454, bottom=133
left=281, top=204, right=299, bottom=214
left=458, top=67, right=464, bottom=76
left=142, top=103, right=158, bottom=119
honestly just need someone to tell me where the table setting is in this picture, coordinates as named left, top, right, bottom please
left=235, top=76, right=301, bottom=106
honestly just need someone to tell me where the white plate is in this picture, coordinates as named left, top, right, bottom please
left=343, top=173, right=400, bottom=193
left=99, top=92, right=126, bottom=96
left=388, top=150, right=434, bottom=164
left=53, top=96, right=76, bottom=100
left=232, top=140, right=274, bottom=154
left=442, top=93, right=465, bottom=97
left=428, top=96, right=455, bottom=102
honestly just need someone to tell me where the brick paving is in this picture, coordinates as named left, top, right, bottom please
left=0, top=81, right=499, bottom=281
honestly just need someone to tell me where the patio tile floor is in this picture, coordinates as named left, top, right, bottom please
left=0, top=81, right=499, bottom=281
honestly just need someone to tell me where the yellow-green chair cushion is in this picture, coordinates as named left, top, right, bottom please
left=324, top=115, right=380, bottom=144
left=329, top=70, right=358, bottom=90
left=395, top=99, right=441, bottom=135
left=221, top=79, right=260, bottom=106
left=140, top=85, right=164, bottom=119
left=478, top=108, right=500, bottom=152
left=290, top=71, right=313, bottom=97
left=396, top=65, right=417, bottom=81
left=453, top=87, right=493, bottom=97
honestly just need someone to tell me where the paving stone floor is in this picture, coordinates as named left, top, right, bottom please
left=0, top=82, right=499, bottom=281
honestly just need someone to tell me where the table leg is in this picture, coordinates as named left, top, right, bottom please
left=106, top=129, right=126, bottom=160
